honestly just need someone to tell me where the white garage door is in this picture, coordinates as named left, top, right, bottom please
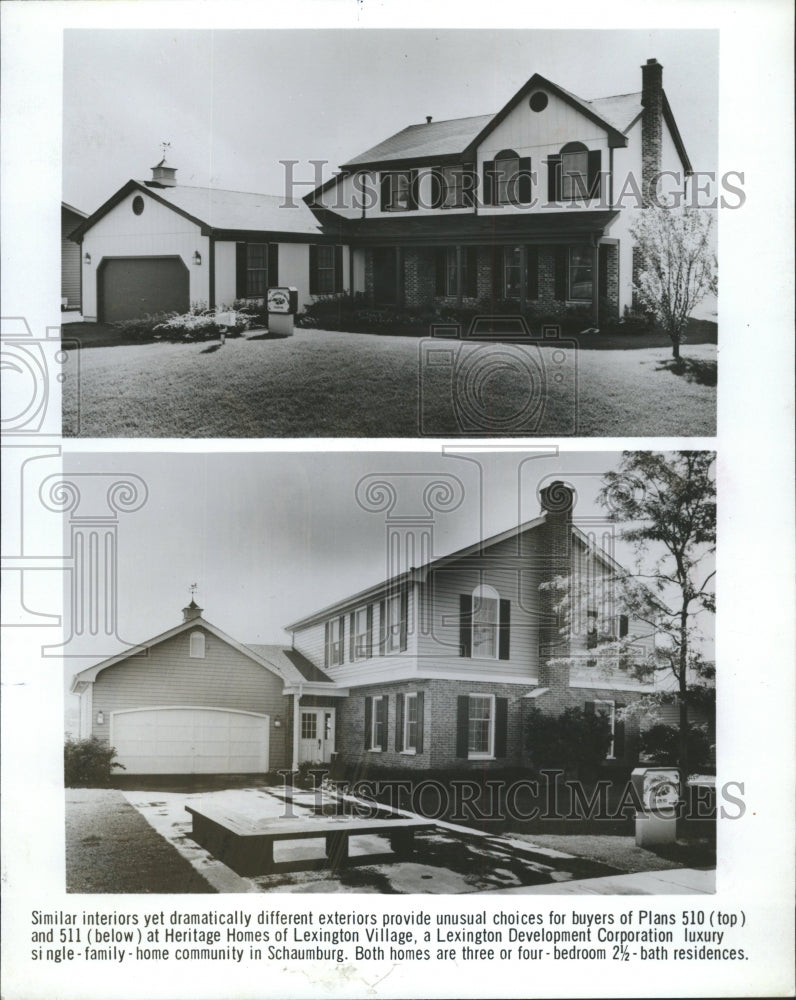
left=111, top=707, right=269, bottom=775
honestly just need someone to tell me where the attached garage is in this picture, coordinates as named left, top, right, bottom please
left=97, top=256, right=189, bottom=323
left=111, top=707, right=269, bottom=775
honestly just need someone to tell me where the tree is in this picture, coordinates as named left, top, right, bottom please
left=598, top=451, right=716, bottom=781
left=630, top=206, right=717, bottom=360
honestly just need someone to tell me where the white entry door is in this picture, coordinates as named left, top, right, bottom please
left=298, top=708, right=336, bottom=764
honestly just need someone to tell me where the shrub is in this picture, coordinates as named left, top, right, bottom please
left=638, top=724, right=713, bottom=770
left=64, top=736, right=126, bottom=787
left=525, top=706, right=613, bottom=775
left=110, top=311, right=176, bottom=341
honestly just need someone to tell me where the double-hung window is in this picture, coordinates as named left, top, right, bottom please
left=445, top=247, right=471, bottom=297
left=503, top=246, right=522, bottom=299
left=442, top=166, right=466, bottom=208
left=593, top=699, right=616, bottom=758
left=561, top=149, right=589, bottom=200
left=568, top=246, right=593, bottom=301
left=314, top=245, right=336, bottom=294
left=385, top=593, right=402, bottom=653
left=246, top=244, right=268, bottom=296
left=325, top=616, right=344, bottom=668
left=384, top=171, right=413, bottom=211
left=403, top=693, right=419, bottom=752
left=495, top=154, right=520, bottom=205
left=351, top=606, right=371, bottom=660
left=371, top=695, right=385, bottom=751
left=467, top=694, right=495, bottom=758
left=471, top=586, right=499, bottom=659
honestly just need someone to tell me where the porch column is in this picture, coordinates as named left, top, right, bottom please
left=519, top=245, right=527, bottom=313
left=455, top=245, right=463, bottom=306
left=591, top=241, right=600, bottom=326
left=292, top=686, right=302, bottom=772
left=395, top=247, right=404, bottom=307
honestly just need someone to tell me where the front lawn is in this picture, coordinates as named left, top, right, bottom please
left=61, top=328, right=716, bottom=438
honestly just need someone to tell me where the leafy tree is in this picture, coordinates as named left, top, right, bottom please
left=630, top=206, right=717, bottom=359
left=525, top=705, right=613, bottom=776
left=64, top=736, right=126, bottom=787
left=598, top=451, right=716, bottom=780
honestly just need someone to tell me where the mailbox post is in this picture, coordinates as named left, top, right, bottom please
left=631, top=766, right=680, bottom=847
left=267, top=286, right=298, bottom=337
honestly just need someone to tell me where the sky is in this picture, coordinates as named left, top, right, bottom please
left=62, top=28, right=719, bottom=213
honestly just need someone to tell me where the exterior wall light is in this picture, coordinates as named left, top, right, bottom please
left=96, top=711, right=104, bottom=725
left=273, top=717, right=282, bottom=729
left=84, top=252, right=91, bottom=265
left=192, top=251, right=202, bottom=265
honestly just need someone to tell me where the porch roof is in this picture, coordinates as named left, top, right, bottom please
left=338, top=210, right=619, bottom=247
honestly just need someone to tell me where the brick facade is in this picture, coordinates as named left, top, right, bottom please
left=641, top=58, right=663, bottom=209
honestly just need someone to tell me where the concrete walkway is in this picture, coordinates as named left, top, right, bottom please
left=482, top=866, right=715, bottom=895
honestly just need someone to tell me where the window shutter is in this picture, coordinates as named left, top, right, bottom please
left=491, top=247, right=502, bottom=301
left=547, top=155, right=562, bottom=202
left=334, top=244, right=344, bottom=293
left=395, top=693, right=404, bottom=752
left=338, top=615, right=346, bottom=661
left=587, top=149, right=602, bottom=199
left=324, top=620, right=330, bottom=668
left=435, top=248, right=447, bottom=296
left=407, top=169, right=419, bottom=211
left=379, top=695, right=388, bottom=744
left=366, top=604, right=374, bottom=657
left=309, top=244, right=319, bottom=295
left=349, top=612, right=356, bottom=660
left=364, top=697, right=372, bottom=750
left=462, top=163, right=476, bottom=208
left=399, top=588, right=408, bottom=652
left=614, top=703, right=626, bottom=758
left=236, top=242, right=247, bottom=298
left=465, top=246, right=478, bottom=298
left=584, top=700, right=595, bottom=716
left=482, top=161, right=495, bottom=207
left=378, top=599, right=386, bottom=654
left=380, top=173, right=392, bottom=211
left=498, top=599, right=511, bottom=660
left=268, top=243, right=279, bottom=287
left=599, top=244, right=608, bottom=298
left=456, top=696, right=470, bottom=758
left=554, top=246, right=568, bottom=300
left=459, top=594, right=472, bottom=657
left=495, top=697, right=508, bottom=758
left=518, top=156, right=532, bottom=204
left=526, top=246, right=539, bottom=300
left=430, top=168, right=444, bottom=210
left=619, top=614, right=629, bottom=638
left=415, top=691, right=425, bottom=753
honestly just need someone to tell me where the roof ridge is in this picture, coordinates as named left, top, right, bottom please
left=139, top=181, right=286, bottom=200
left=588, top=90, right=642, bottom=102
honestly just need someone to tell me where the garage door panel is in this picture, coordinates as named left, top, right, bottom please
left=99, top=257, right=189, bottom=323
left=112, top=708, right=269, bottom=774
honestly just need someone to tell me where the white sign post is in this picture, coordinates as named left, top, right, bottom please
left=267, top=286, right=298, bottom=337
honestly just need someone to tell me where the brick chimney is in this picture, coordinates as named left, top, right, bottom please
left=182, top=599, right=203, bottom=622
left=146, top=158, right=177, bottom=188
left=640, top=58, right=663, bottom=208
left=537, top=481, right=576, bottom=691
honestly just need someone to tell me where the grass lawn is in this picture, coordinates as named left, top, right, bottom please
left=62, top=327, right=716, bottom=438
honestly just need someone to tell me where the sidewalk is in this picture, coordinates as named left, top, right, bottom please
left=482, top=867, right=715, bottom=895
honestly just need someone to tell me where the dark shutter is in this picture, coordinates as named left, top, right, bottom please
left=599, top=245, right=608, bottom=298
left=614, top=703, right=626, bottom=759
left=323, top=620, right=330, bottom=668
left=465, top=247, right=478, bottom=298
left=338, top=615, right=346, bottom=663
left=407, top=169, right=419, bottom=211
left=587, top=150, right=602, bottom=199
left=518, top=156, right=532, bottom=204
left=495, top=697, right=508, bottom=758
left=349, top=612, right=356, bottom=660
left=268, top=243, right=279, bottom=287
left=399, top=588, right=408, bottom=652
left=430, top=168, right=444, bottom=210
left=364, top=697, right=372, bottom=750
left=416, top=691, right=425, bottom=753
left=462, top=162, right=476, bottom=208
left=547, top=155, right=561, bottom=202
left=498, top=599, right=511, bottom=660
left=380, top=173, right=392, bottom=211
left=482, top=161, right=495, bottom=206
left=395, top=693, right=405, bottom=752
left=334, top=245, right=344, bottom=292
left=435, top=247, right=447, bottom=296
left=236, top=242, right=247, bottom=298
left=554, top=246, right=568, bottom=301
left=459, top=594, right=472, bottom=657
left=366, top=604, right=374, bottom=657
left=526, top=246, right=539, bottom=300
left=456, top=696, right=470, bottom=758
left=378, top=599, right=386, bottom=654
left=309, top=244, right=319, bottom=295
left=378, top=696, right=388, bottom=747
left=491, top=247, right=503, bottom=301
left=619, top=614, right=629, bottom=638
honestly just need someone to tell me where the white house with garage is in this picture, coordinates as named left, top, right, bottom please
left=69, top=159, right=349, bottom=323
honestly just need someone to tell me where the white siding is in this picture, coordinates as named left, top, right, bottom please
left=214, top=240, right=237, bottom=307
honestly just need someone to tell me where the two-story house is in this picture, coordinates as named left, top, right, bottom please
left=71, top=482, right=657, bottom=777
left=308, top=58, right=691, bottom=326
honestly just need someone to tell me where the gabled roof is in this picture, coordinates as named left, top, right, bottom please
left=342, top=114, right=493, bottom=168
left=69, top=179, right=324, bottom=243
left=61, top=201, right=87, bottom=219
left=587, top=92, right=643, bottom=133
left=70, top=614, right=337, bottom=692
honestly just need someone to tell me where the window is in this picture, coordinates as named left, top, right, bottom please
left=309, top=244, right=342, bottom=295
left=569, top=246, right=593, bottom=301
left=503, top=246, right=522, bottom=299
left=301, top=712, right=318, bottom=740
left=132, top=195, right=145, bottom=216
left=325, top=616, right=344, bottom=668
left=189, top=631, right=205, bottom=658
left=529, top=91, right=548, bottom=112
left=367, top=695, right=386, bottom=751
left=495, top=153, right=520, bottom=205
left=467, top=694, right=495, bottom=758
left=593, top=699, right=616, bottom=758
left=403, top=693, right=419, bottom=752
left=562, top=150, right=589, bottom=200
left=442, top=166, right=466, bottom=209
left=471, top=585, right=500, bottom=659
left=445, top=247, right=471, bottom=296
left=246, top=244, right=268, bottom=296
left=382, top=170, right=414, bottom=212
left=587, top=608, right=599, bottom=649
left=314, top=245, right=336, bottom=294
left=350, top=605, right=372, bottom=660
left=381, top=589, right=407, bottom=655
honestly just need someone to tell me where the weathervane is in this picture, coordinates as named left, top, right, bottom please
left=188, top=582, right=198, bottom=600
left=160, top=140, right=171, bottom=159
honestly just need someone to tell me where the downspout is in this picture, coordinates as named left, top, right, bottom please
left=208, top=234, right=216, bottom=309
left=292, top=681, right=303, bottom=772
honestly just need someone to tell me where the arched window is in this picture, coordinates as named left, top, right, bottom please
left=189, top=631, right=205, bottom=659
left=494, top=149, right=520, bottom=206
left=559, top=141, right=589, bottom=200
left=471, top=584, right=500, bottom=659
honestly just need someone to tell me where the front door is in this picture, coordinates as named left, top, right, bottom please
left=298, top=708, right=336, bottom=764
left=372, top=248, right=397, bottom=304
